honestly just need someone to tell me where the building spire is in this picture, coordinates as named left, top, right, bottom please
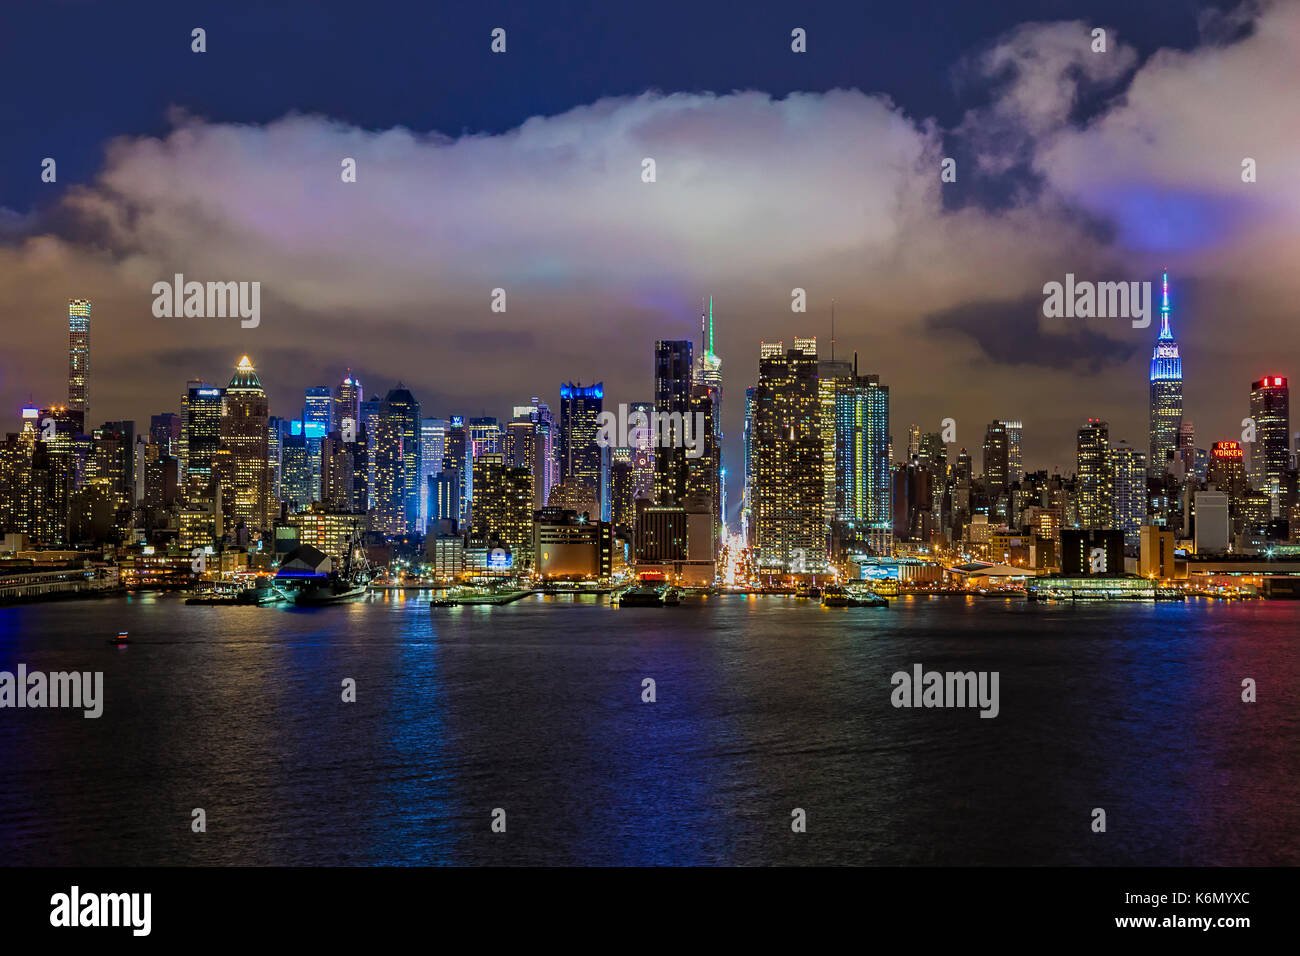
left=708, top=295, right=714, bottom=356
left=830, top=297, right=836, bottom=362
left=1158, top=269, right=1173, bottom=341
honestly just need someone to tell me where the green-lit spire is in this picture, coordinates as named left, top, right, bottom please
left=708, top=295, right=714, bottom=356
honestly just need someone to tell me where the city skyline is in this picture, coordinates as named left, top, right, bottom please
left=3, top=1, right=1300, bottom=493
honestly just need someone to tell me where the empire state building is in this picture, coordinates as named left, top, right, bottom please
left=1148, top=271, right=1183, bottom=474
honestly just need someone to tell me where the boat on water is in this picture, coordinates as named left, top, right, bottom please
left=431, top=587, right=533, bottom=606
left=794, top=584, right=822, bottom=598
left=236, top=579, right=285, bottom=605
left=275, top=534, right=372, bottom=607
left=821, top=585, right=888, bottom=608
left=109, top=631, right=130, bottom=645
left=661, top=588, right=682, bottom=606
left=618, top=585, right=666, bottom=607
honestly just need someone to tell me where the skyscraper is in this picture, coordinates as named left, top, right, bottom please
left=1109, top=440, right=1146, bottom=551
left=67, top=298, right=91, bottom=432
left=183, top=381, right=224, bottom=495
left=691, top=298, right=724, bottom=546
left=654, top=341, right=693, bottom=506
left=751, top=338, right=825, bottom=574
left=1249, top=375, right=1290, bottom=491
left=818, top=355, right=853, bottom=538
left=982, top=421, right=1010, bottom=520
left=420, top=417, right=449, bottom=526
left=471, top=452, right=534, bottom=565
left=558, top=382, right=603, bottom=496
left=335, top=374, right=362, bottom=438
left=832, top=360, right=892, bottom=554
left=375, top=384, right=421, bottom=534
left=1148, top=271, right=1183, bottom=475
left=220, top=356, right=272, bottom=532
left=1076, top=418, right=1113, bottom=529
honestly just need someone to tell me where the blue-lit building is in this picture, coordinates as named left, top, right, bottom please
left=559, top=382, right=604, bottom=496
left=1148, top=271, right=1183, bottom=475
left=833, top=366, right=892, bottom=555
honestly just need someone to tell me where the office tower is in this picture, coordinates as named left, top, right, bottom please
left=818, top=356, right=853, bottom=536
left=505, top=416, right=537, bottom=471
left=741, top=386, right=756, bottom=545
left=653, top=340, right=693, bottom=506
left=335, top=373, right=362, bottom=437
left=515, top=399, right=560, bottom=510
left=429, top=470, right=459, bottom=527
left=1003, top=421, right=1023, bottom=485
left=217, top=357, right=272, bottom=533
left=33, top=406, right=81, bottom=543
left=982, top=421, right=1010, bottom=521
left=360, top=394, right=382, bottom=510
left=67, top=298, right=90, bottom=431
left=628, top=400, right=655, bottom=502
left=751, top=338, right=825, bottom=574
left=304, top=386, right=334, bottom=435
left=471, top=452, right=534, bottom=565
left=1249, top=376, right=1290, bottom=491
left=444, top=417, right=469, bottom=522
left=1209, top=439, right=1248, bottom=535
left=83, top=421, right=134, bottom=537
left=685, top=383, right=721, bottom=552
left=1110, top=440, right=1146, bottom=551
left=832, top=359, right=892, bottom=554
left=320, top=430, right=356, bottom=511
left=692, top=297, right=725, bottom=541
left=609, top=447, right=636, bottom=530
left=907, top=424, right=921, bottom=460
left=279, top=430, right=311, bottom=510
left=374, top=384, right=421, bottom=534
left=1148, top=271, right=1183, bottom=475
left=183, top=382, right=224, bottom=494
left=467, top=416, right=502, bottom=460
left=267, top=416, right=285, bottom=505
left=150, top=413, right=181, bottom=457
left=142, top=440, right=179, bottom=514
left=558, top=382, right=603, bottom=494
left=1076, top=419, right=1113, bottom=529
left=1209, top=441, right=1247, bottom=498
left=420, top=417, right=449, bottom=526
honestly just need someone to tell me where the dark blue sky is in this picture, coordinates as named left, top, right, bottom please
left=1, top=0, right=1227, bottom=214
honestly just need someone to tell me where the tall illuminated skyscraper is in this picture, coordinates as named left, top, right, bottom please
left=832, top=359, right=892, bottom=555
left=1109, top=440, right=1146, bottom=551
left=1076, top=418, right=1113, bottom=529
left=1148, top=271, right=1183, bottom=475
left=220, top=356, right=272, bottom=532
left=335, top=373, right=362, bottom=438
left=375, top=384, right=421, bottom=534
left=654, top=341, right=693, bottom=506
left=1249, top=375, right=1289, bottom=491
left=183, top=381, right=224, bottom=495
left=559, top=382, right=604, bottom=496
left=752, top=337, right=825, bottom=574
left=691, top=297, right=724, bottom=547
left=67, top=299, right=91, bottom=431
left=65, top=302, right=91, bottom=430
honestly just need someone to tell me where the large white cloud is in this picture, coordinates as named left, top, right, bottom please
left=1, top=0, right=1296, bottom=474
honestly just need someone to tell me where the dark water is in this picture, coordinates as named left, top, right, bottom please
left=0, top=592, right=1297, bottom=866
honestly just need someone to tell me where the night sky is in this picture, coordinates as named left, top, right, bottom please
left=2, top=0, right=1295, bottom=514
